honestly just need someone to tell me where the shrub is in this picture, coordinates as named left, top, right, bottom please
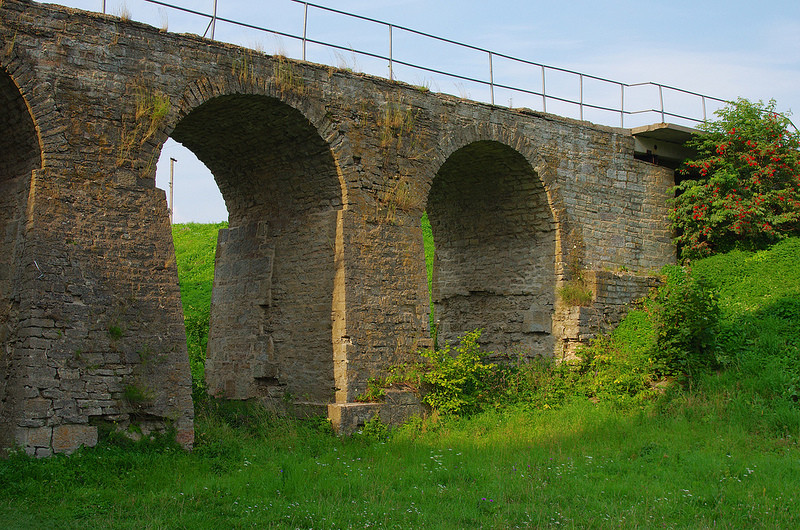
left=420, top=329, right=495, bottom=416
left=577, top=309, right=657, bottom=406
left=358, top=415, right=390, bottom=442
left=647, top=265, right=720, bottom=381
left=671, top=99, right=800, bottom=260
left=503, top=356, right=582, bottom=410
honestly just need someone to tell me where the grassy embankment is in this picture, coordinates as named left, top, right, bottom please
left=1, top=226, right=799, bottom=528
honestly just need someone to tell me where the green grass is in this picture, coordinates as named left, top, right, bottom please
left=171, top=222, right=226, bottom=387
left=2, top=231, right=799, bottom=528
left=422, top=212, right=435, bottom=335
left=1, top=401, right=797, bottom=527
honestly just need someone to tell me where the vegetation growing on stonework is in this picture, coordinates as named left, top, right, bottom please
left=671, top=98, right=800, bottom=260
left=116, top=85, right=171, bottom=168
left=557, top=277, right=593, bottom=306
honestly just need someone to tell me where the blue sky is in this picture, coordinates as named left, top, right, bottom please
left=48, top=0, right=800, bottom=222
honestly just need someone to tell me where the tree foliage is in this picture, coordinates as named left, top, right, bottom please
left=671, top=99, right=800, bottom=260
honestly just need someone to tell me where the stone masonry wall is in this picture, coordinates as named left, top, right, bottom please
left=171, top=94, right=342, bottom=411
left=0, top=0, right=675, bottom=453
left=0, top=66, right=39, bottom=451
left=428, top=140, right=556, bottom=358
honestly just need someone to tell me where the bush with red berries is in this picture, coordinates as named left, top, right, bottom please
left=671, top=99, right=800, bottom=260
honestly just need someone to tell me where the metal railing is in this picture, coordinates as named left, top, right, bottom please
left=98, top=0, right=731, bottom=129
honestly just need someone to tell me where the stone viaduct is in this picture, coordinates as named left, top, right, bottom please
left=0, top=0, right=676, bottom=455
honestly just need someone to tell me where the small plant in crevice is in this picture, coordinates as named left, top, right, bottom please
left=375, top=174, right=422, bottom=225
left=414, top=79, right=432, bottom=92
left=232, top=51, right=256, bottom=85
left=116, top=84, right=171, bottom=168
left=378, top=100, right=417, bottom=150
left=123, top=383, right=154, bottom=409
left=3, top=31, right=16, bottom=56
left=116, top=3, right=132, bottom=22
left=355, top=377, right=388, bottom=403
left=559, top=229, right=593, bottom=307
left=333, top=49, right=359, bottom=73
left=355, top=360, right=427, bottom=403
left=108, top=325, right=124, bottom=341
left=134, top=86, right=170, bottom=143
left=558, top=278, right=593, bottom=307
left=273, top=55, right=307, bottom=96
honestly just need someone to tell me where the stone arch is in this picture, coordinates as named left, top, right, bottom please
left=426, top=139, right=557, bottom=358
left=166, top=91, right=345, bottom=412
left=0, top=64, right=41, bottom=447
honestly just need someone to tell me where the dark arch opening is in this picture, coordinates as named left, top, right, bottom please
left=426, top=140, right=556, bottom=358
left=169, top=94, right=343, bottom=412
left=0, top=66, right=41, bottom=446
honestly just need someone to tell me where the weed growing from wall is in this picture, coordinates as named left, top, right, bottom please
left=134, top=87, right=170, bottom=142
left=378, top=100, right=417, bottom=150
left=273, top=55, right=307, bottom=96
left=116, top=84, right=170, bottom=168
left=2, top=31, right=16, bottom=56
left=558, top=228, right=593, bottom=306
left=558, top=280, right=593, bottom=306
left=375, top=174, right=422, bottom=224
left=116, top=3, right=132, bottom=22
left=232, top=52, right=256, bottom=85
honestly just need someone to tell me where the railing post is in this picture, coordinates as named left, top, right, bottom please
left=210, top=0, right=217, bottom=40
left=579, top=73, right=584, bottom=121
left=620, top=84, right=624, bottom=128
left=541, top=65, right=546, bottom=113
left=659, top=84, right=665, bottom=123
left=102, top=0, right=106, bottom=14
left=302, top=2, right=308, bottom=61
left=169, top=158, right=176, bottom=225
left=702, top=95, right=707, bottom=122
left=488, top=52, right=494, bottom=105
left=388, top=24, right=393, bottom=80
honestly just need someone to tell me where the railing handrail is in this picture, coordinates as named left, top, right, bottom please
left=125, top=0, right=732, bottom=128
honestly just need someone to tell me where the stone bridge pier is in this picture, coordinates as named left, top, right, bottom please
left=0, top=0, right=675, bottom=455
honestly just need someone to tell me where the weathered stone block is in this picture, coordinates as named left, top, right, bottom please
left=328, top=402, right=381, bottom=435
left=52, top=424, right=98, bottom=454
left=381, top=389, right=424, bottom=425
left=14, top=426, right=52, bottom=448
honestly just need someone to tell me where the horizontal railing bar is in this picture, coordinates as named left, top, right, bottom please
left=143, top=0, right=212, bottom=20
left=291, top=2, right=627, bottom=90
left=137, top=0, right=730, bottom=127
left=627, top=81, right=729, bottom=103
left=290, top=0, right=498, bottom=58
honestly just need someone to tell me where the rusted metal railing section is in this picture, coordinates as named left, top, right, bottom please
left=100, top=0, right=730, bottom=128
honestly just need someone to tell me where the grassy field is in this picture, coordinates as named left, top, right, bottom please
left=171, top=222, right=226, bottom=389
left=1, top=227, right=798, bottom=528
